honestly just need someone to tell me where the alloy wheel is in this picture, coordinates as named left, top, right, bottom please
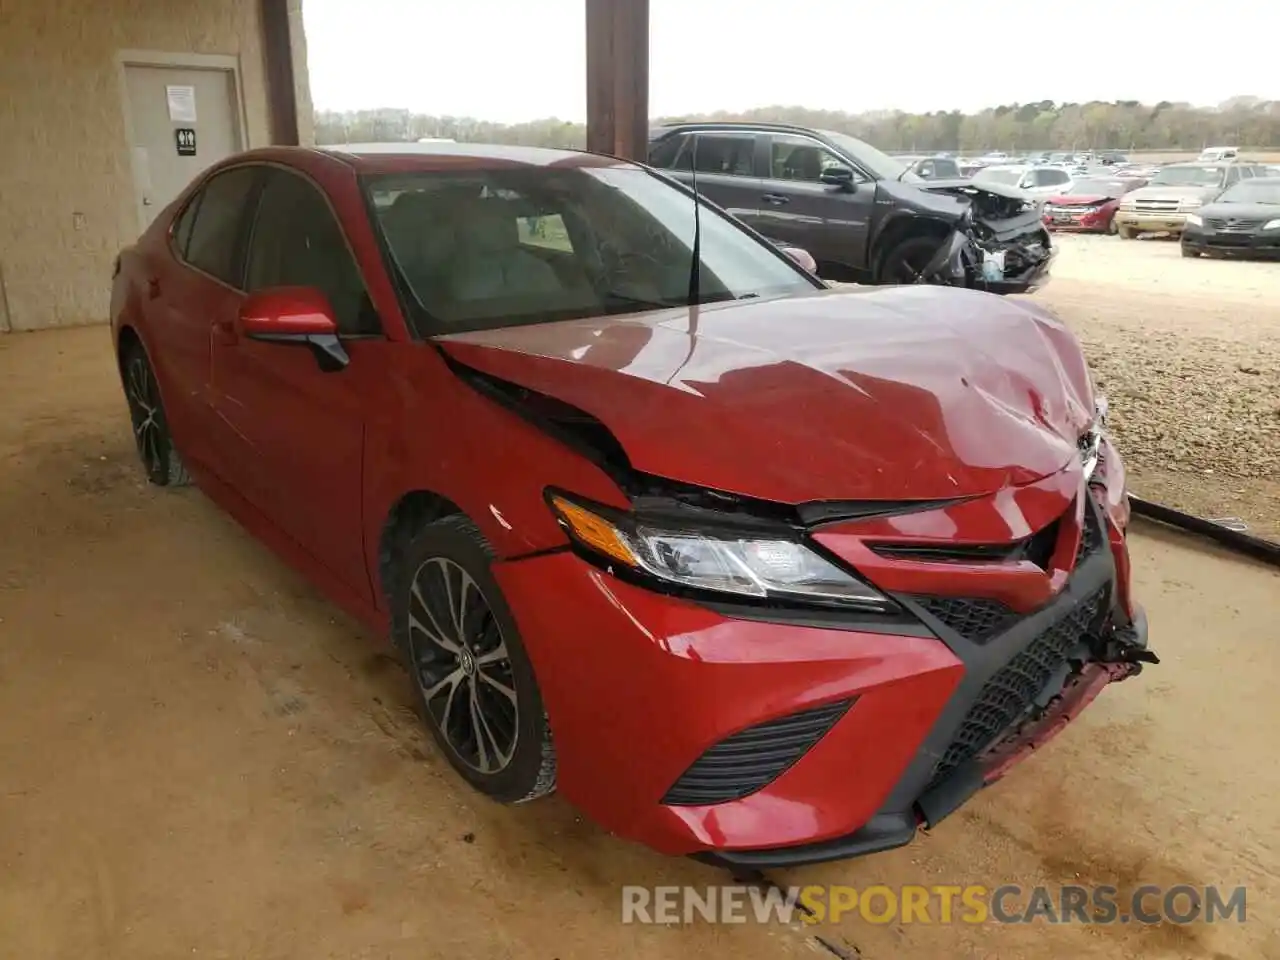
left=407, top=557, right=519, bottom=774
left=125, top=353, right=164, bottom=478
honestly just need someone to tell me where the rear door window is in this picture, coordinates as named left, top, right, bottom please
left=184, top=166, right=260, bottom=286
left=689, top=134, right=756, bottom=176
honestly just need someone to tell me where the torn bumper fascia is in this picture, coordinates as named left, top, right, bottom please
left=920, top=215, right=1056, bottom=295
left=917, top=180, right=1056, bottom=294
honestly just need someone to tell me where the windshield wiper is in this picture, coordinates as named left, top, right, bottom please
left=602, top=291, right=682, bottom=311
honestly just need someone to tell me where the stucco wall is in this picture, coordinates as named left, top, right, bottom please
left=0, top=0, right=311, bottom=332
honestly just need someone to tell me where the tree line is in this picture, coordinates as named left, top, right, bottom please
left=314, top=97, right=1280, bottom=154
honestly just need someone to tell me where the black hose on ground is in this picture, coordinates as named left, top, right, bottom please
left=1129, top=496, right=1280, bottom=568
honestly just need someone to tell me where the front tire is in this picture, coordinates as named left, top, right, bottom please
left=391, top=515, right=556, bottom=803
left=1181, top=244, right=1200, bottom=258
left=121, top=342, right=191, bottom=487
left=1117, top=225, right=1136, bottom=239
left=879, top=236, right=946, bottom=285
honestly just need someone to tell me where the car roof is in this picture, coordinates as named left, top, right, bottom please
left=310, top=141, right=630, bottom=174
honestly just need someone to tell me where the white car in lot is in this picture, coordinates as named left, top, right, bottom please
left=973, top=164, right=1073, bottom=197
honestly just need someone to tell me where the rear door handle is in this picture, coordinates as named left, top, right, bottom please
left=762, top=193, right=790, bottom=205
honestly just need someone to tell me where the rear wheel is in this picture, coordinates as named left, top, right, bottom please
left=121, top=342, right=191, bottom=486
left=391, top=515, right=556, bottom=803
left=879, top=236, right=946, bottom=285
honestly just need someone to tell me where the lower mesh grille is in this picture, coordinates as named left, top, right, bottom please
left=912, top=596, right=1018, bottom=643
left=929, top=586, right=1109, bottom=785
left=661, top=699, right=854, bottom=806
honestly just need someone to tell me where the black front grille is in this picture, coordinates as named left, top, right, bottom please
left=661, top=699, right=853, bottom=806
left=929, top=586, right=1109, bottom=785
left=912, top=596, right=1018, bottom=643
left=1206, top=217, right=1264, bottom=231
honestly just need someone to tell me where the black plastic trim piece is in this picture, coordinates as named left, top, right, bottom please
left=692, top=813, right=917, bottom=870
left=662, top=699, right=855, bottom=806
left=1130, top=495, right=1280, bottom=568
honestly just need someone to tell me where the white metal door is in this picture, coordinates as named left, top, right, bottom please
left=123, top=64, right=242, bottom=232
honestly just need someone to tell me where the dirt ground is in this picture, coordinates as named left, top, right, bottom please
left=1, top=246, right=1278, bottom=959
left=1036, top=234, right=1280, bottom=539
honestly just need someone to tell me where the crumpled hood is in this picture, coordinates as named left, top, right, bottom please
left=438, top=286, right=1096, bottom=504
left=1046, top=194, right=1116, bottom=206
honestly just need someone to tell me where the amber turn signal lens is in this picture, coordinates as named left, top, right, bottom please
left=548, top=495, right=639, bottom=568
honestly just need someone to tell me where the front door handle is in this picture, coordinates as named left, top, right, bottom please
left=762, top=193, right=790, bottom=205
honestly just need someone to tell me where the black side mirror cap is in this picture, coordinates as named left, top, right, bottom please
left=820, top=165, right=855, bottom=188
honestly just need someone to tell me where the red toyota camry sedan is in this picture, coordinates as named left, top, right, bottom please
left=110, top=142, right=1156, bottom=868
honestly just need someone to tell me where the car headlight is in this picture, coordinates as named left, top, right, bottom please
left=1119, top=199, right=1136, bottom=210
left=1179, top=198, right=1203, bottom=209
left=547, top=493, right=894, bottom=611
left=1080, top=394, right=1108, bottom=482
left=1264, top=218, right=1280, bottom=230
left=1186, top=213, right=1203, bottom=226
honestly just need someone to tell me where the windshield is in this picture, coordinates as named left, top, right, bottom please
left=364, top=166, right=819, bottom=334
left=974, top=168, right=1024, bottom=187
left=819, top=130, right=922, bottom=182
left=1216, top=181, right=1280, bottom=205
left=1066, top=179, right=1128, bottom=196
left=1150, top=166, right=1225, bottom=187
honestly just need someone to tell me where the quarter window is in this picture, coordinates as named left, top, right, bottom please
left=184, top=166, right=259, bottom=286
left=245, top=169, right=380, bottom=336
left=172, top=193, right=202, bottom=258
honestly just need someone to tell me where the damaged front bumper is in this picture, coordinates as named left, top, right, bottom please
left=920, top=218, right=1056, bottom=295
left=917, top=180, right=1055, bottom=294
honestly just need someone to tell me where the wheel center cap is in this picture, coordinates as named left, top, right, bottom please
left=458, top=647, right=476, bottom=677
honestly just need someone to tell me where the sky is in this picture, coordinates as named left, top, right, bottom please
left=303, top=0, right=1279, bottom=122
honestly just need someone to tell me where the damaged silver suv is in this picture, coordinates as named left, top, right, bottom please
left=648, top=121, right=1054, bottom=294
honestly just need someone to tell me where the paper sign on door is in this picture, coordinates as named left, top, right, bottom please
left=166, top=85, right=197, bottom=123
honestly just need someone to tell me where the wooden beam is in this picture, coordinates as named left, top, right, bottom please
left=585, top=0, right=649, bottom=160
left=261, top=0, right=300, bottom=145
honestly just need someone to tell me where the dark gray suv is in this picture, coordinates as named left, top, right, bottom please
left=648, top=121, right=1053, bottom=294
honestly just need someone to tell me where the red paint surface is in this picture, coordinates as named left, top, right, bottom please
left=109, top=146, right=1142, bottom=858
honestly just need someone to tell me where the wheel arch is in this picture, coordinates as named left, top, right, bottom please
left=377, top=489, right=466, bottom=609
left=116, top=324, right=144, bottom=373
left=871, top=215, right=954, bottom=282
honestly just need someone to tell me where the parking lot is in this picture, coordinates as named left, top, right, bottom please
left=1, top=236, right=1277, bottom=959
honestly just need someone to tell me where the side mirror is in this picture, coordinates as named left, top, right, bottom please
left=819, top=165, right=855, bottom=189
left=239, top=286, right=349, bottom=372
left=779, top=245, right=817, bottom=274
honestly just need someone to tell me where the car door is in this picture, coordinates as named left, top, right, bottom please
left=145, top=165, right=262, bottom=475
left=755, top=132, right=876, bottom=271
left=658, top=131, right=768, bottom=232
left=208, top=166, right=386, bottom=597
